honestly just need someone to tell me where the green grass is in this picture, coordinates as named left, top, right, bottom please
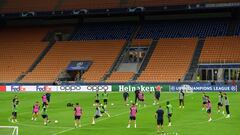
left=0, top=92, right=239, bottom=135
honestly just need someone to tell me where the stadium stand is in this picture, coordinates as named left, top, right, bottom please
left=21, top=40, right=125, bottom=83
left=131, top=39, right=152, bottom=46
left=106, top=72, right=135, bottom=82
left=135, top=21, right=228, bottom=39
left=199, top=36, right=240, bottom=63
left=137, top=38, right=198, bottom=82
left=72, top=22, right=136, bottom=40
left=0, top=42, right=48, bottom=82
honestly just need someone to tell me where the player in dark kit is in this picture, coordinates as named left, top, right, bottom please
left=123, top=90, right=129, bottom=106
left=155, top=105, right=164, bottom=134
left=95, top=93, right=100, bottom=105
left=179, top=89, right=185, bottom=109
left=12, top=95, right=19, bottom=105
left=46, top=92, right=51, bottom=103
left=153, top=86, right=161, bottom=105
left=134, top=89, right=140, bottom=104
left=102, top=90, right=109, bottom=105
left=224, top=93, right=230, bottom=118
left=217, top=92, right=224, bottom=114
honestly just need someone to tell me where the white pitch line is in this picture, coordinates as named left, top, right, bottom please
left=52, top=93, right=196, bottom=135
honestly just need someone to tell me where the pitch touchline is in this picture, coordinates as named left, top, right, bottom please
left=52, top=93, right=196, bottom=135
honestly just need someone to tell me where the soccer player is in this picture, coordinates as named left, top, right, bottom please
left=100, top=103, right=110, bottom=117
left=153, top=86, right=161, bottom=105
left=102, top=90, right=109, bottom=105
left=166, top=101, right=173, bottom=126
left=202, top=93, right=207, bottom=110
left=224, top=93, right=230, bottom=118
left=11, top=104, right=18, bottom=123
left=42, top=94, right=48, bottom=107
left=46, top=92, right=51, bottom=103
left=32, top=101, right=40, bottom=121
left=179, top=89, right=185, bottom=109
left=41, top=105, right=50, bottom=125
left=95, top=92, right=100, bottom=105
left=206, top=96, right=212, bottom=122
left=134, top=89, right=140, bottom=104
left=123, top=90, right=129, bottom=106
left=127, top=103, right=137, bottom=128
left=138, top=91, right=145, bottom=107
left=155, top=105, right=164, bottom=134
left=92, top=104, right=102, bottom=125
left=217, top=92, right=224, bottom=114
left=12, top=95, right=19, bottom=105
left=74, top=103, right=82, bottom=128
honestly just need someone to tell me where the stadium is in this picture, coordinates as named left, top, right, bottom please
left=0, top=0, right=239, bottom=135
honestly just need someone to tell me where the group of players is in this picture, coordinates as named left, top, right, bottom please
left=10, top=88, right=231, bottom=134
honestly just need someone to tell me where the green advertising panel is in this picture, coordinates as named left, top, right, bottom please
left=112, top=84, right=170, bottom=92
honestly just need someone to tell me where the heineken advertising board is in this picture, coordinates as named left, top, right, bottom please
left=112, top=84, right=170, bottom=92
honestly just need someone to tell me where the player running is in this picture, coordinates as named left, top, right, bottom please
left=41, top=105, right=50, bottom=125
left=206, top=96, right=212, bottom=122
left=153, top=85, right=161, bottom=105
left=102, top=90, right=109, bottom=105
left=46, top=92, right=51, bottom=103
left=32, top=101, right=40, bottom=121
left=224, top=93, right=230, bottom=118
left=202, top=93, right=207, bottom=110
left=166, top=101, right=173, bottom=126
left=138, top=91, right=145, bottom=107
left=100, top=103, right=110, bottom=117
left=123, top=90, right=129, bottom=106
left=217, top=92, right=224, bottom=114
left=42, top=94, right=48, bottom=107
left=74, top=103, right=82, bottom=128
left=155, top=105, right=164, bottom=134
left=179, top=89, right=185, bottom=109
left=127, top=103, right=137, bottom=128
left=94, top=92, right=100, bottom=105
left=92, top=104, right=102, bottom=125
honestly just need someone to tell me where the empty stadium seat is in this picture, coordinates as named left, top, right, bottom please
left=106, top=72, right=135, bottom=82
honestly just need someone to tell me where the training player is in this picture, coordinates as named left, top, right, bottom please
left=179, top=89, right=185, bottom=109
left=134, top=89, right=140, bottom=104
left=46, top=92, right=51, bottom=103
left=94, top=91, right=100, bottom=105
left=153, top=86, right=161, bottom=105
left=224, top=93, right=230, bottom=118
left=41, top=105, right=50, bottom=125
left=138, top=91, right=145, bottom=107
left=100, top=103, right=110, bottom=117
left=155, top=105, right=164, bottom=134
left=127, top=103, right=137, bottom=128
left=32, top=101, right=40, bottom=121
left=92, top=104, right=102, bottom=125
left=74, top=103, right=82, bottom=128
left=42, top=94, right=48, bottom=107
left=202, top=93, right=207, bottom=110
left=102, top=90, right=109, bottom=106
left=166, top=101, right=173, bottom=126
left=217, top=92, right=224, bottom=114
left=12, top=95, right=19, bottom=105
left=206, top=96, right=212, bottom=122
left=11, top=103, right=18, bottom=123
left=123, top=90, right=129, bottom=106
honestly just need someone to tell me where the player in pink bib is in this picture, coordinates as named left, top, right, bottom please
left=127, top=103, right=137, bottom=128
left=74, top=103, right=82, bottom=128
left=206, top=96, right=212, bottom=122
left=42, top=94, right=48, bottom=107
left=32, top=101, right=40, bottom=121
left=138, top=91, right=145, bottom=107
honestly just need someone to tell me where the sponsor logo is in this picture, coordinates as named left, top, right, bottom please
left=11, top=86, right=26, bottom=92
left=37, top=86, right=52, bottom=92
left=59, top=86, right=82, bottom=92
left=0, top=86, right=6, bottom=92
left=118, top=85, right=156, bottom=92
left=86, top=85, right=109, bottom=91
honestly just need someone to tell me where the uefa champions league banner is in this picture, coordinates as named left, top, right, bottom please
left=170, top=84, right=237, bottom=92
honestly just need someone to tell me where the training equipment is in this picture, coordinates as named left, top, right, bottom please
left=0, top=126, right=18, bottom=135
left=54, top=120, right=58, bottom=123
left=111, top=103, right=114, bottom=106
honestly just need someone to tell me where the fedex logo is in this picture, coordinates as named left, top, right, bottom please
left=11, top=86, right=26, bottom=92
left=37, top=86, right=52, bottom=92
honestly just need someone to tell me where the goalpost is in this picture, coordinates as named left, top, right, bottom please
left=0, top=126, right=18, bottom=135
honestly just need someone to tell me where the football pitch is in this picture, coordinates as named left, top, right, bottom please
left=0, top=92, right=239, bottom=135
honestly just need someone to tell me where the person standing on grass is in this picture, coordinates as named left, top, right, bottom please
left=138, top=91, right=145, bottom=107
left=94, top=90, right=100, bottom=105
left=206, top=96, right=212, bottom=122
left=217, top=92, right=224, bottom=115
left=32, top=101, right=40, bottom=121
left=42, top=94, right=48, bottom=108
left=11, top=103, right=18, bottom=123
left=166, top=101, right=173, bottom=127
left=202, top=92, right=207, bottom=110
left=123, top=90, right=129, bottom=106
left=74, top=103, right=82, bottom=128
left=41, top=105, right=50, bottom=125
left=102, top=90, right=109, bottom=106
left=179, top=89, right=185, bottom=109
left=155, top=105, right=164, bottom=134
left=127, top=103, right=137, bottom=128
left=224, top=93, right=230, bottom=118
left=134, top=89, right=140, bottom=105
left=153, top=85, right=161, bottom=105
left=92, top=104, right=102, bottom=125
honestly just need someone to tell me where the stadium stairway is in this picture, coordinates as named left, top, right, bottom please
left=184, top=38, right=205, bottom=81
left=15, top=39, right=56, bottom=82
left=131, top=40, right=158, bottom=81
left=102, top=24, right=141, bottom=81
